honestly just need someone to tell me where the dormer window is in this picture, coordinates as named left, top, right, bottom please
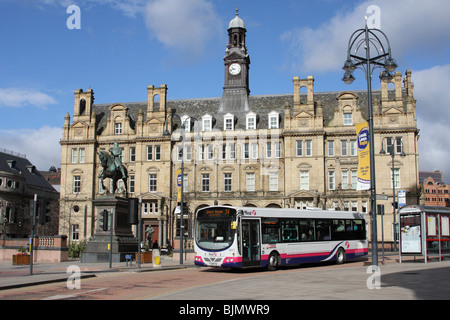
left=202, top=114, right=212, bottom=132
left=343, top=112, right=353, bottom=126
left=246, top=112, right=256, bottom=130
left=181, top=115, right=191, bottom=132
left=6, top=160, right=15, bottom=169
left=268, top=111, right=279, bottom=129
left=223, top=113, right=234, bottom=131
left=114, top=122, right=122, bottom=135
left=26, top=165, right=37, bottom=174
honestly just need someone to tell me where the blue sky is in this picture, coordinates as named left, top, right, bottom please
left=0, top=0, right=449, bottom=181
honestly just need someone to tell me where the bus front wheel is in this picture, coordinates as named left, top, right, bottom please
left=336, top=248, right=346, bottom=264
left=267, top=252, right=280, bottom=271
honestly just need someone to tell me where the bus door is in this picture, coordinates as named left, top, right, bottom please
left=241, top=219, right=261, bottom=267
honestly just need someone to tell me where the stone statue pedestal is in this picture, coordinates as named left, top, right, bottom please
left=81, top=196, right=138, bottom=263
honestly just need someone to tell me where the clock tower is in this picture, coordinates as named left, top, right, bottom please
left=219, top=7, right=250, bottom=112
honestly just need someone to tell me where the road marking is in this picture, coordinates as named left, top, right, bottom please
left=42, top=288, right=108, bottom=300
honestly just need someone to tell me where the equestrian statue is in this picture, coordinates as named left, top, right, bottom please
left=98, top=142, right=128, bottom=196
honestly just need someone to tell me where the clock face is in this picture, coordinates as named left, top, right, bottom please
left=229, top=63, right=241, bottom=75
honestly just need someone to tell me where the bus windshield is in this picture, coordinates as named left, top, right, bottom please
left=195, top=207, right=236, bottom=251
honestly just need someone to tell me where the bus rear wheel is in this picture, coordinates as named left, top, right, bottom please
left=267, top=252, right=280, bottom=271
left=336, top=248, right=346, bottom=264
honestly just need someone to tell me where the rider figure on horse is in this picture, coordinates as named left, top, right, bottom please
left=98, top=142, right=128, bottom=195
left=109, top=142, right=127, bottom=179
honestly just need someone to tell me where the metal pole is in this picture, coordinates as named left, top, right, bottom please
left=365, top=23, right=378, bottom=266
left=381, top=209, right=385, bottom=264
left=422, top=212, right=427, bottom=264
left=109, top=209, right=113, bottom=269
left=391, top=149, right=397, bottom=252
left=30, top=194, right=37, bottom=276
left=438, top=213, right=442, bottom=261
left=84, top=204, right=87, bottom=241
left=180, top=127, right=185, bottom=265
left=138, top=195, right=142, bottom=269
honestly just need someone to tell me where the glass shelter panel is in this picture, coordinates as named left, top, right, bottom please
left=400, top=214, right=422, bottom=254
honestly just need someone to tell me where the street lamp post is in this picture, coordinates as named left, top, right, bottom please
left=380, top=138, right=406, bottom=252
left=342, top=18, right=397, bottom=266
left=164, top=111, right=198, bottom=265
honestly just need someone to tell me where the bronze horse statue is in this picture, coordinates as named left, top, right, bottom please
left=98, top=149, right=128, bottom=196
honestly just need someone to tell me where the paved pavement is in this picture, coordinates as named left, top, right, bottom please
left=0, top=255, right=192, bottom=291
left=149, top=255, right=450, bottom=300
left=1, top=253, right=449, bottom=300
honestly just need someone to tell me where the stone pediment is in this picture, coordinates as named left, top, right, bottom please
left=387, top=159, right=404, bottom=167
left=145, top=116, right=163, bottom=124
left=110, top=104, right=127, bottom=111
left=383, top=107, right=403, bottom=115
left=293, top=111, right=314, bottom=119
left=71, top=120, right=88, bottom=128
left=221, top=166, right=235, bottom=171
left=142, top=192, right=165, bottom=200
left=337, top=92, right=358, bottom=101
left=70, top=121, right=91, bottom=139
left=297, top=162, right=312, bottom=169
left=288, top=190, right=318, bottom=198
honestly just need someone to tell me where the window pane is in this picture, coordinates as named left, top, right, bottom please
left=246, top=173, right=255, bottom=192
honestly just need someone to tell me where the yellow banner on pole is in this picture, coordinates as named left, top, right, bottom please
left=355, top=122, right=370, bottom=190
left=176, top=169, right=182, bottom=203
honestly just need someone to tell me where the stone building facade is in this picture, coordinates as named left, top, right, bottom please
left=0, top=150, right=59, bottom=238
left=59, top=10, right=420, bottom=247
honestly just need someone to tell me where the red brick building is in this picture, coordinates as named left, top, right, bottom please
left=420, top=170, right=450, bottom=207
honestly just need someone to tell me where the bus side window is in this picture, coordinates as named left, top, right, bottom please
left=316, top=220, right=331, bottom=240
left=332, top=220, right=346, bottom=240
left=352, top=219, right=366, bottom=240
left=299, top=219, right=315, bottom=241
left=262, top=220, right=280, bottom=244
left=282, top=219, right=298, bottom=242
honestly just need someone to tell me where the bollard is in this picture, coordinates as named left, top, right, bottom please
left=152, top=249, right=161, bottom=267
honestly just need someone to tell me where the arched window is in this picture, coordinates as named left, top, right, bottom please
left=79, top=99, right=86, bottom=115
left=153, top=94, right=160, bottom=111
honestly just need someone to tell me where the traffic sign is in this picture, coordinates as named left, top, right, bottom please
left=376, top=194, right=388, bottom=200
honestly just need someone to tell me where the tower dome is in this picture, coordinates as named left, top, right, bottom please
left=228, top=7, right=245, bottom=29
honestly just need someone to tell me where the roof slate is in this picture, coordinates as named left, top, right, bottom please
left=0, top=151, right=57, bottom=192
left=92, top=89, right=400, bottom=133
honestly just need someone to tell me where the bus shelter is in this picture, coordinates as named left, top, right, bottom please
left=398, top=205, right=450, bottom=263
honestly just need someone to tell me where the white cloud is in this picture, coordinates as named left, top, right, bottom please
left=112, top=0, right=146, bottom=18
left=143, top=0, right=221, bottom=59
left=281, top=0, right=450, bottom=74
left=416, top=121, right=450, bottom=177
left=413, top=65, right=450, bottom=123
left=412, top=64, right=450, bottom=177
left=0, top=88, right=58, bottom=108
left=0, top=126, right=62, bottom=171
